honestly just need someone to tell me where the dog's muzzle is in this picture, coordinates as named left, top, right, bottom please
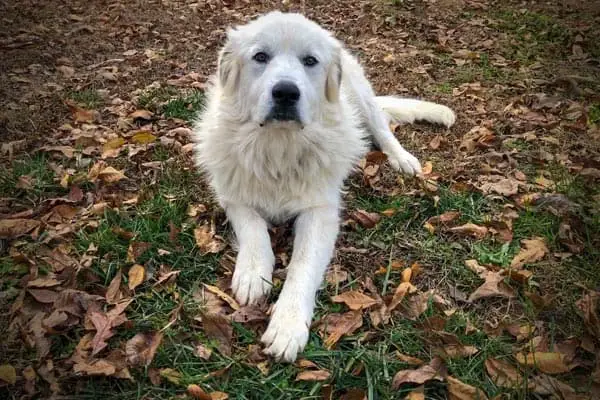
left=265, top=81, right=301, bottom=123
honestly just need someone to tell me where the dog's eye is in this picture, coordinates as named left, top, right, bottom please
left=302, top=56, right=318, bottom=67
left=253, top=52, right=269, bottom=63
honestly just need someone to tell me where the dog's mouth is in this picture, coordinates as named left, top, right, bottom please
left=262, top=106, right=302, bottom=126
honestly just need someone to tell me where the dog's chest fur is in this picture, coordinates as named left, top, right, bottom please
left=194, top=98, right=366, bottom=222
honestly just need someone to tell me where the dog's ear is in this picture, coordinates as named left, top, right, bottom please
left=218, top=29, right=240, bottom=96
left=325, top=49, right=342, bottom=103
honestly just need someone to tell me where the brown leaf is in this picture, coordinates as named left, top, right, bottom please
left=0, top=219, right=40, bottom=239
left=391, top=357, right=446, bottom=389
left=89, top=302, right=130, bottom=356
left=194, top=223, right=226, bottom=254
left=441, top=344, right=479, bottom=358
left=126, top=331, right=163, bottom=367
left=231, top=305, right=267, bottom=323
left=73, top=359, right=117, bottom=377
left=27, top=277, right=62, bottom=288
left=576, top=291, right=600, bottom=338
left=97, top=166, right=126, bottom=184
left=126, top=241, right=152, bottom=263
left=426, top=211, right=461, bottom=227
left=332, top=291, right=378, bottom=310
left=27, top=289, right=59, bottom=303
left=388, top=282, right=417, bottom=312
left=449, top=223, right=488, bottom=239
left=127, top=264, right=145, bottom=290
left=447, top=376, right=489, bottom=400
left=194, top=344, right=213, bottom=360
left=105, top=270, right=123, bottom=304
left=429, top=135, right=443, bottom=149
left=350, top=209, right=381, bottom=229
left=396, top=352, right=425, bottom=366
left=130, top=109, right=154, bottom=120
left=479, top=178, right=519, bottom=197
left=202, top=313, right=233, bottom=356
left=187, top=384, right=212, bottom=400
left=510, top=238, right=548, bottom=269
left=322, top=311, right=363, bottom=349
left=515, top=352, right=571, bottom=374
left=210, top=392, right=229, bottom=400
left=0, top=364, right=16, bottom=385
left=295, top=369, right=331, bottom=381
left=485, top=358, right=525, bottom=388
left=403, top=290, right=449, bottom=320
left=325, top=264, right=348, bottom=285
left=203, top=284, right=240, bottom=311
left=468, top=271, right=515, bottom=302
left=65, top=99, right=96, bottom=123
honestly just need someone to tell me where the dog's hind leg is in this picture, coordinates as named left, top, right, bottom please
left=340, top=51, right=455, bottom=175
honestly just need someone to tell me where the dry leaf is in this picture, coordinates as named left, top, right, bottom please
left=449, top=223, right=489, bottom=239
left=194, top=224, right=225, bottom=254
left=105, top=270, right=123, bottom=304
left=468, top=271, right=515, bottom=302
left=0, top=219, right=40, bottom=239
left=130, top=109, right=154, bottom=120
left=326, top=264, right=348, bottom=285
left=97, top=166, right=126, bottom=184
left=65, top=99, right=96, bottom=123
left=295, top=369, right=331, bottom=381
left=322, top=311, right=363, bottom=349
left=210, top=392, right=229, bottom=400
left=576, top=291, right=600, bottom=338
left=485, top=358, right=526, bottom=388
left=331, top=291, right=378, bottom=310
left=396, top=352, right=425, bottom=366
left=388, top=282, right=417, bottom=312
left=441, top=344, right=479, bottom=358
left=187, top=384, right=212, bottom=400
left=350, top=209, right=381, bottom=229
left=128, top=264, right=145, bottom=290
left=479, top=178, right=519, bottom=196
left=447, top=376, right=489, bottom=400
left=194, top=344, right=212, bottom=360
left=515, top=352, right=571, bottom=374
left=202, top=313, right=233, bottom=356
left=131, top=131, right=157, bottom=144
left=231, top=305, right=267, bottom=323
left=126, top=331, right=163, bottom=366
left=391, top=357, right=446, bottom=389
left=203, top=284, right=240, bottom=311
left=0, top=364, right=16, bottom=385
left=160, top=368, right=182, bottom=385
left=510, top=238, right=548, bottom=269
left=126, top=241, right=151, bottom=263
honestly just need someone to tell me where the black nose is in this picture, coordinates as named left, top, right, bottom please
left=272, top=81, right=300, bottom=105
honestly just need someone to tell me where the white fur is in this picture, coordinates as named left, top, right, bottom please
left=193, top=11, right=455, bottom=362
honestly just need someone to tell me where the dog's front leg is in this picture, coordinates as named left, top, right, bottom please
left=226, top=204, right=274, bottom=305
left=262, top=206, right=339, bottom=362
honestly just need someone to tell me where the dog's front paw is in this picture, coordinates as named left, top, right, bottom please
left=231, top=255, right=273, bottom=305
left=261, top=304, right=310, bottom=362
left=387, top=147, right=422, bottom=176
left=424, top=104, right=456, bottom=128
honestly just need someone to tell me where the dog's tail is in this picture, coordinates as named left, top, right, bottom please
left=374, top=96, right=456, bottom=128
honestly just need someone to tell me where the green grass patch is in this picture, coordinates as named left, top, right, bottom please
left=163, top=90, right=206, bottom=122
left=588, top=103, right=600, bottom=125
left=137, top=87, right=178, bottom=112
left=67, top=89, right=103, bottom=108
left=0, top=153, right=59, bottom=198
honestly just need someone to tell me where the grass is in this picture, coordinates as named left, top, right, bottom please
left=137, top=87, right=205, bottom=122
left=0, top=153, right=60, bottom=198
left=67, top=89, right=103, bottom=108
left=589, top=103, right=600, bottom=125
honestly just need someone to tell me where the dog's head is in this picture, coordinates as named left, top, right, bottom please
left=217, top=12, right=342, bottom=128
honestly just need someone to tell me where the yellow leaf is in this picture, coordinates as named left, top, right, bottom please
left=0, top=364, right=16, bottom=385
left=131, top=131, right=157, bottom=144
left=210, top=392, right=229, bottom=400
left=103, top=137, right=126, bottom=152
left=96, top=166, right=126, bottom=183
left=331, top=290, right=378, bottom=310
left=203, top=284, right=240, bottom=310
left=160, top=368, right=182, bottom=385
left=401, top=267, right=412, bottom=283
left=128, top=264, right=146, bottom=290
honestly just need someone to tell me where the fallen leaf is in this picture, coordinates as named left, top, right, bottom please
left=391, top=357, right=446, bottom=389
left=65, top=99, right=96, bottom=123
left=73, top=359, right=117, bottom=377
left=441, top=344, right=479, bottom=358
left=129, top=110, right=154, bottom=120
left=322, top=311, right=363, bottom=348
left=202, top=313, right=232, bottom=356
left=0, top=219, right=40, bottom=239
left=101, top=137, right=126, bottom=158
left=332, top=291, right=378, bottom=310
left=403, top=290, right=449, bottom=319
left=485, top=358, right=525, bottom=388
left=396, top=352, right=425, bottom=366
left=326, top=264, right=348, bottom=285
left=426, top=211, right=461, bottom=227
left=576, top=291, right=600, bottom=338
left=388, top=282, right=418, bottom=312
left=131, top=131, right=157, bottom=144
left=194, top=223, right=226, bottom=254
left=187, top=384, right=212, bottom=400
left=449, top=223, right=488, bottom=239
left=126, top=331, right=163, bottom=366
left=210, top=392, right=229, bottom=400
left=295, top=369, right=331, bottom=381
left=97, top=166, right=126, bottom=184
left=510, top=238, right=548, bottom=269
left=194, top=344, right=212, bottom=360
left=160, top=368, right=182, bottom=385
left=479, top=178, right=519, bottom=196
left=0, top=364, right=16, bottom=385
left=27, top=288, right=59, bottom=303
left=105, top=270, right=123, bottom=304
left=447, top=376, right=489, bottom=400
left=203, top=284, right=240, bottom=311
left=468, top=271, right=515, bottom=302
left=429, top=135, right=443, bottom=149
left=350, top=209, right=381, bottom=229
left=27, top=277, right=61, bottom=288
left=126, top=241, right=151, bottom=263
left=515, top=352, right=571, bottom=374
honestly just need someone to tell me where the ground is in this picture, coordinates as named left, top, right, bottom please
left=1, top=0, right=600, bottom=399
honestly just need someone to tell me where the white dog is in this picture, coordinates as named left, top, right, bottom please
left=193, top=11, right=455, bottom=362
